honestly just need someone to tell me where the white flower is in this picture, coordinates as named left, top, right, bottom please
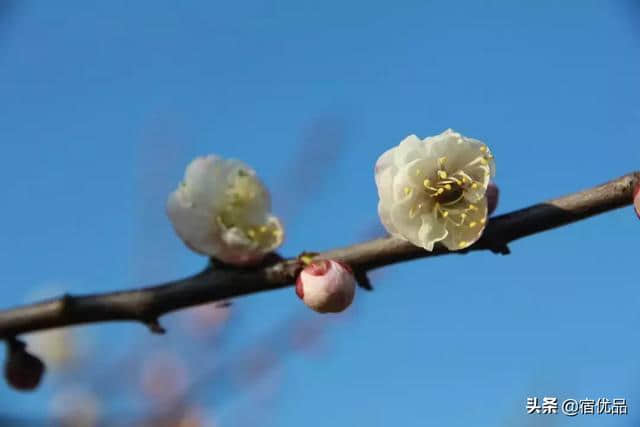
left=167, top=155, right=284, bottom=266
left=296, top=260, right=356, bottom=313
left=375, top=129, right=496, bottom=251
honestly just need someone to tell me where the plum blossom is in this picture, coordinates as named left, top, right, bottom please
left=167, top=155, right=284, bottom=266
left=375, top=129, right=496, bottom=251
left=296, top=260, right=356, bottom=313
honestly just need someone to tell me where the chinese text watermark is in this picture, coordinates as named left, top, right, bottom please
left=526, top=397, right=627, bottom=416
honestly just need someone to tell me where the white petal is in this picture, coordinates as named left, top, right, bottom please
left=259, top=214, right=285, bottom=251
left=375, top=161, right=395, bottom=203
left=417, top=209, right=448, bottom=251
left=440, top=197, right=488, bottom=250
left=166, top=188, right=223, bottom=256
left=375, top=146, right=396, bottom=180
left=461, top=163, right=492, bottom=202
left=425, top=129, right=494, bottom=177
left=216, top=227, right=264, bottom=265
left=392, top=162, right=421, bottom=202
left=225, top=166, right=272, bottom=225
left=389, top=196, right=422, bottom=244
left=182, top=156, right=229, bottom=210
left=393, top=134, right=426, bottom=166
left=403, top=157, right=440, bottom=187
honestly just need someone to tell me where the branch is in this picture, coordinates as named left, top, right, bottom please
left=0, top=172, right=637, bottom=339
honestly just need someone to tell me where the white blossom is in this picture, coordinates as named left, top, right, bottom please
left=167, top=155, right=284, bottom=266
left=375, top=129, right=496, bottom=251
left=296, top=260, right=356, bottom=313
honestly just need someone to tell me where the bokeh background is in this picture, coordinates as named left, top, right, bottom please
left=1, top=1, right=639, bottom=426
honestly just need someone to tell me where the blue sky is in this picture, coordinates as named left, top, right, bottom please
left=0, top=1, right=639, bottom=426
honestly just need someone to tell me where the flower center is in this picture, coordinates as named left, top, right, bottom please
left=434, top=180, right=464, bottom=206
left=422, top=157, right=468, bottom=206
left=418, top=157, right=484, bottom=235
left=215, top=169, right=283, bottom=247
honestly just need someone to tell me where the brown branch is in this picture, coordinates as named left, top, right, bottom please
left=0, top=172, right=637, bottom=339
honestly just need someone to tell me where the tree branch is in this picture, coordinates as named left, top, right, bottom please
left=0, top=172, right=637, bottom=339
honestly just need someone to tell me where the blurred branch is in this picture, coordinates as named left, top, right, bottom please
left=0, top=172, right=637, bottom=339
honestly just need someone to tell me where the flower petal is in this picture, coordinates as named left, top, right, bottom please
left=417, top=209, right=448, bottom=251
left=375, top=160, right=395, bottom=203
left=166, top=188, right=223, bottom=256
left=375, top=146, right=396, bottom=179
left=425, top=129, right=494, bottom=178
left=183, top=156, right=231, bottom=210
left=389, top=196, right=423, bottom=244
left=460, top=163, right=493, bottom=203
left=440, top=197, right=488, bottom=250
left=393, top=134, right=426, bottom=166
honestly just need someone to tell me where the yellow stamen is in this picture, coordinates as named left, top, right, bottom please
left=437, top=170, right=447, bottom=179
left=458, top=241, right=468, bottom=248
left=404, top=187, right=412, bottom=196
left=469, top=221, right=477, bottom=228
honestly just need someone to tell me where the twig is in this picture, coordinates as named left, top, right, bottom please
left=0, top=172, right=636, bottom=339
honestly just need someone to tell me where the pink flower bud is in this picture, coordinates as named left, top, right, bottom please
left=634, top=183, right=640, bottom=219
left=486, top=181, right=499, bottom=216
left=295, top=260, right=356, bottom=313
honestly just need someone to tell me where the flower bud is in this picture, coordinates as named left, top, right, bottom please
left=4, top=340, right=45, bottom=391
left=634, top=183, right=640, bottom=219
left=486, top=181, right=499, bottom=216
left=295, top=260, right=356, bottom=313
